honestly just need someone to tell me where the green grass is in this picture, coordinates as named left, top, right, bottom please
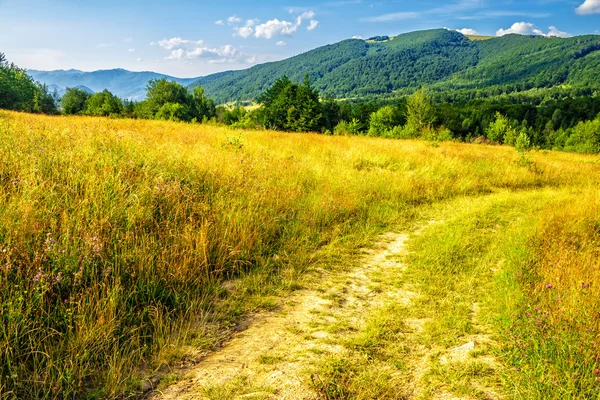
left=1, top=111, right=600, bottom=398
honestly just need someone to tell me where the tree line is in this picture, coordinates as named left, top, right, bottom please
left=1, top=52, right=599, bottom=154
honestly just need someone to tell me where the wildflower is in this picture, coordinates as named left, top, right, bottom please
left=594, top=369, right=599, bottom=375
left=582, top=283, right=589, bottom=288
left=546, top=283, right=553, bottom=289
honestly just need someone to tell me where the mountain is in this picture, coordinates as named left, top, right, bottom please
left=46, top=84, right=94, bottom=98
left=189, top=29, right=600, bottom=103
left=29, top=29, right=600, bottom=104
left=28, top=69, right=202, bottom=101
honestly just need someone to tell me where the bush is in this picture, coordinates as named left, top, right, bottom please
left=334, top=119, right=361, bottom=135
left=368, top=106, right=397, bottom=137
left=486, top=112, right=516, bottom=144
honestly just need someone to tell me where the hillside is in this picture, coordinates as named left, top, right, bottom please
left=190, top=29, right=600, bottom=103
left=28, top=29, right=600, bottom=104
left=28, top=68, right=201, bottom=101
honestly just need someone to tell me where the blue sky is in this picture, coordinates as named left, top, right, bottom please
left=0, top=0, right=599, bottom=77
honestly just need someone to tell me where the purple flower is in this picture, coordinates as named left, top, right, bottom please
left=546, top=284, right=553, bottom=289
left=594, top=369, right=599, bottom=375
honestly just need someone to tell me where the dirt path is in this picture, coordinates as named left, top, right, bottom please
left=151, top=226, right=501, bottom=399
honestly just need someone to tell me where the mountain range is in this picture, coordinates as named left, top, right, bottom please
left=30, top=29, right=600, bottom=104
left=28, top=69, right=201, bottom=101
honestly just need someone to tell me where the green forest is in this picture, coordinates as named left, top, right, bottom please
left=190, top=29, right=600, bottom=103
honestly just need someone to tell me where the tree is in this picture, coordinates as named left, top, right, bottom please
left=144, top=79, right=190, bottom=120
left=0, top=53, right=56, bottom=113
left=191, top=85, right=216, bottom=121
left=155, top=102, right=188, bottom=122
left=61, top=88, right=90, bottom=115
left=368, top=106, right=397, bottom=137
left=84, top=89, right=123, bottom=116
left=486, top=112, right=515, bottom=144
left=257, top=75, right=322, bottom=132
left=405, top=87, right=434, bottom=135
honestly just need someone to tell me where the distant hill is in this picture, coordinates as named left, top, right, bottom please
left=188, top=29, right=600, bottom=103
left=29, top=29, right=600, bottom=104
left=28, top=69, right=201, bottom=101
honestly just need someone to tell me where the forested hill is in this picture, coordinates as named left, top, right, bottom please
left=190, top=29, right=600, bottom=103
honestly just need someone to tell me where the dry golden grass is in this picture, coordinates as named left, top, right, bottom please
left=0, top=110, right=599, bottom=398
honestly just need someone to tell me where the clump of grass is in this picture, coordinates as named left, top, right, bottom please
left=202, top=375, right=274, bottom=400
left=1, top=111, right=599, bottom=398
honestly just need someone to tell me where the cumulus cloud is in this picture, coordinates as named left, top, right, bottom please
left=153, top=37, right=254, bottom=64
left=233, top=19, right=260, bottom=38
left=227, top=15, right=242, bottom=24
left=128, top=48, right=136, bottom=52
left=496, top=22, right=571, bottom=38
left=547, top=26, right=571, bottom=38
left=276, top=40, right=287, bottom=46
left=352, top=35, right=364, bottom=39
left=254, top=19, right=299, bottom=39
left=254, top=11, right=318, bottom=39
left=456, top=28, right=479, bottom=35
left=576, top=0, right=600, bottom=15
left=215, top=20, right=224, bottom=25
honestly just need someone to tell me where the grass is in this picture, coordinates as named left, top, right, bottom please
left=1, top=111, right=600, bottom=398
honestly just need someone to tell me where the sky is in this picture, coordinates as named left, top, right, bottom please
left=0, top=0, right=599, bottom=78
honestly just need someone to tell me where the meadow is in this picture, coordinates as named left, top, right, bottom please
left=1, top=110, right=599, bottom=398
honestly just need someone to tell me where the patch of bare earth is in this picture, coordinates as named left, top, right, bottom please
left=151, top=226, right=503, bottom=399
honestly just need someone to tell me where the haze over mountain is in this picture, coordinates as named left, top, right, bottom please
left=30, top=29, right=600, bottom=103
left=28, top=69, right=201, bottom=101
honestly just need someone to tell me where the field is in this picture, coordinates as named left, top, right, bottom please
left=1, top=111, right=600, bottom=399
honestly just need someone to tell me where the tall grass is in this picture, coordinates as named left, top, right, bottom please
left=499, top=190, right=600, bottom=398
left=0, top=111, right=599, bottom=398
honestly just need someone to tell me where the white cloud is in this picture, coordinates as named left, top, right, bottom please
left=362, top=12, right=420, bottom=22
left=233, top=19, right=260, bottom=38
left=227, top=15, right=242, bottom=24
left=547, top=26, right=571, bottom=38
left=151, top=38, right=204, bottom=50
left=456, top=28, right=479, bottom=35
left=254, top=19, right=299, bottom=39
left=215, top=20, right=224, bottom=25
left=276, top=40, right=287, bottom=46
left=235, top=26, right=254, bottom=38
left=496, top=22, right=571, bottom=38
left=352, top=35, right=364, bottom=39
left=154, top=37, right=254, bottom=64
left=124, top=37, right=134, bottom=43
left=136, top=58, right=142, bottom=62
left=253, top=11, right=318, bottom=39
left=128, top=48, right=135, bottom=52
left=576, top=0, right=600, bottom=15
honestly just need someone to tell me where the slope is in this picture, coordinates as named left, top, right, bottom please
left=190, top=29, right=600, bottom=103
